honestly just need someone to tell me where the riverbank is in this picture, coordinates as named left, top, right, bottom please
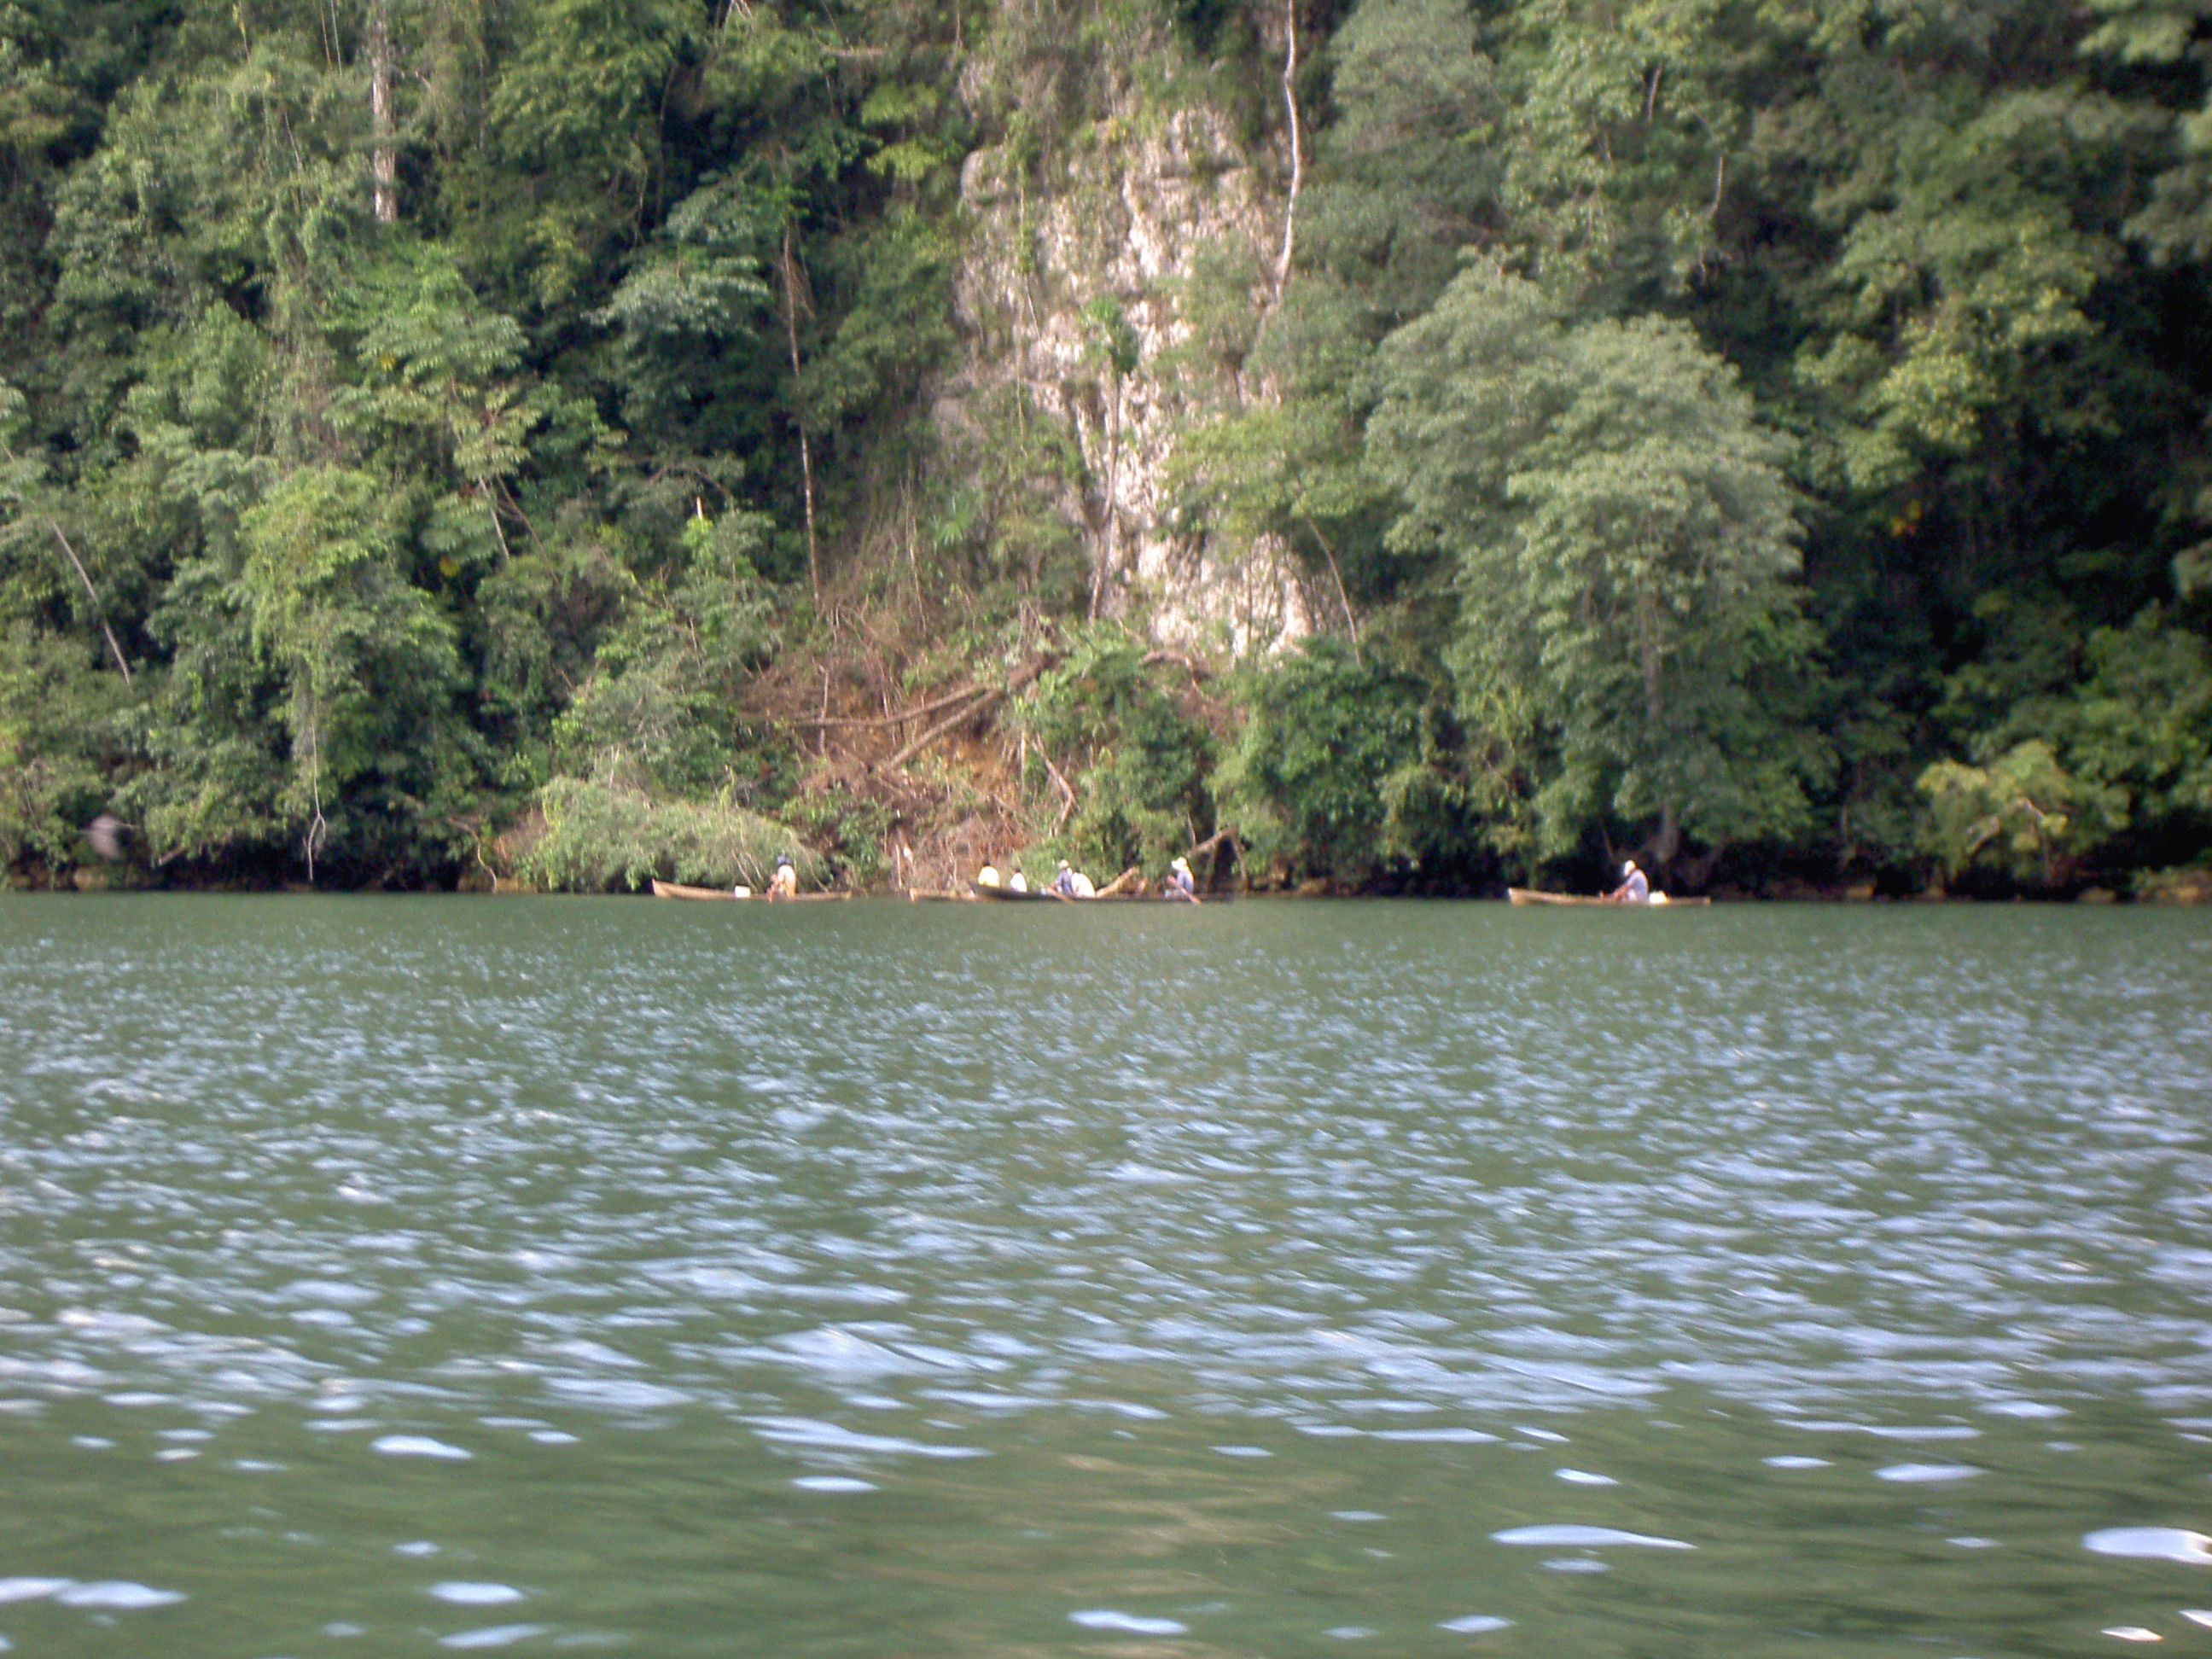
left=20, top=864, right=2212, bottom=902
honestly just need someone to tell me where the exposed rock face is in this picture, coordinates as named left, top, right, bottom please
left=939, top=57, right=1316, bottom=651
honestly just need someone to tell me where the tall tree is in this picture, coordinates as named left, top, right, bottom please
left=1368, top=262, right=1821, bottom=870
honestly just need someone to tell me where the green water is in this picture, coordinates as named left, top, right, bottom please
left=1, top=895, right=2209, bottom=1657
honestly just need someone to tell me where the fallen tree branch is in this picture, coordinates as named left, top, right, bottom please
left=789, top=681, right=985, bottom=729
left=1041, top=752, right=1076, bottom=828
left=882, top=688, right=1000, bottom=771
left=880, top=654, right=1059, bottom=769
left=1184, top=827, right=1237, bottom=859
left=2, top=445, right=132, bottom=684
left=1181, top=826, right=1244, bottom=882
left=789, top=654, right=1058, bottom=741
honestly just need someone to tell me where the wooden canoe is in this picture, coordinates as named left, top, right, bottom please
left=649, top=879, right=849, bottom=902
left=971, top=882, right=1069, bottom=902
left=1507, top=887, right=1708, bottom=907
left=653, top=879, right=740, bottom=900
left=969, top=880, right=1228, bottom=904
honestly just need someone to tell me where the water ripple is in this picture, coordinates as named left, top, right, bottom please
left=2, top=896, right=2208, bottom=1657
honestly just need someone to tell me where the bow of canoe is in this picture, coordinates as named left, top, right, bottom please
left=653, top=879, right=737, bottom=900
left=650, top=879, right=851, bottom=902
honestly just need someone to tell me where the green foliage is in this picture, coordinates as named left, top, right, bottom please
left=1493, top=0, right=1748, bottom=301
left=0, top=0, right=919, bottom=884
left=1080, top=294, right=1142, bottom=380
left=482, top=0, right=697, bottom=307
left=599, top=177, right=775, bottom=349
left=1300, top=0, right=1498, bottom=318
left=2082, top=0, right=2212, bottom=261
left=1788, top=81, right=2149, bottom=491
left=329, top=241, right=544, bottom=499
left=1918, top=739, right=2106, bottom=887
left=928, top=385, right=1089, bottom=600
left=596, top=172, right=779, bottom=455
left=116, top=556, right=292, bottom=868
left=0, top=620, right=121, bottom=871
left=1019, top=625, right=1214, bottom=875
left=1368, top=261, right=1824, bottom=864
left=1214, top=638, right=1423, bottom=878
left=1, top=0, right=2209, bottom=896
left=1983, top=608, right=2212, bottom=864
left=803, top=212, right=960, bottom=426
left=237, top=463, right=475, bottom=877
left=516, top=776, right=812, bottom=893
left=786, top=787, right=895, bottom=888
left=2133, top=862, right=2212, bottom=902
left=551, top=509, right=780, bottom=797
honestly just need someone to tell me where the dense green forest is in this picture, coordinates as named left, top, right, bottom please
left=3, top=0, right=2210, bottom=897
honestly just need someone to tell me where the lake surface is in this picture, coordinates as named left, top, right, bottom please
left=2, top=895, right=2209, bottom=1659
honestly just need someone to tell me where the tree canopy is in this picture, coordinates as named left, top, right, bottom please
left=0, top=0, right=2206, bottom=895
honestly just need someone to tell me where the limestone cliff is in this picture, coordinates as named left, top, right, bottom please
left=933, top=32, right=1318, bottom=650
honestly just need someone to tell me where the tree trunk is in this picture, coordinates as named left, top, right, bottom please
left=1302, top=514, right=1360, bottom=665
left=1087, top=370, right=1121, bottom=620
left=1674, top=836, right=1725, bottom=892
left=1638, top=588, right=1674, bottom=870
left=368, top=0, right=397, bottom=224
left=779, top=225, right=819, bottom=604
left=1273, top=0, right=1302, bottom=301
left=1653, top=800, right=1680, bottom=871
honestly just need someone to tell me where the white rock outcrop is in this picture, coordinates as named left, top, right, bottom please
left=937, top=59, right=1316, bottom=651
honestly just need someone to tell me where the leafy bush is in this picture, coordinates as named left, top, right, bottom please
left=513, top=777, right=813, bottom=893
left=0, top=624, right=123, bottom=874
left=1918, top=741, right=2115, bottom=888
left=786, top=788, right=895, bottom=889
left=1994, top=610, right=2212, bottom=865
left=551, top=509, right=779, bottom=796
left=1215, top=638, right=1424, bottom=880
left=2134, top=865, right=2212, bottom=904
left=1019, top=624, right=1215, bottom=876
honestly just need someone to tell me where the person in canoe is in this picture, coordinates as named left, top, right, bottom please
left=975, top=861, right=1003, bottom=889
left=1007, top=867, right=1029, bottom=892
left=1606, top=859, right=1650, bottom=905
left=768, top=854, right=799, bottom=900
left=1162, top=855, right=1199, bottom=903
left=1051, top=859, right=1095, bottom=899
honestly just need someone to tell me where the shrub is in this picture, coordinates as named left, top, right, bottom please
left=514, top=777, right=815, bottom=892
left=1215, top=639, right=1423, bottom=881
left=1019, top=625, right=1215, bottom=876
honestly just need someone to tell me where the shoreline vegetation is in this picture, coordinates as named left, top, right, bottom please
left=25, top=882, right=2212, bottom=904
left=3, top=3, right=2210, bottom=904
left=27, top=862, right=2212, bottom=905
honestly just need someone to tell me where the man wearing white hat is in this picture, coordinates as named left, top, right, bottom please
left=1607, top=859, right=1650, bottom=905
left=1163, top=854, right=1198, bottom=904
